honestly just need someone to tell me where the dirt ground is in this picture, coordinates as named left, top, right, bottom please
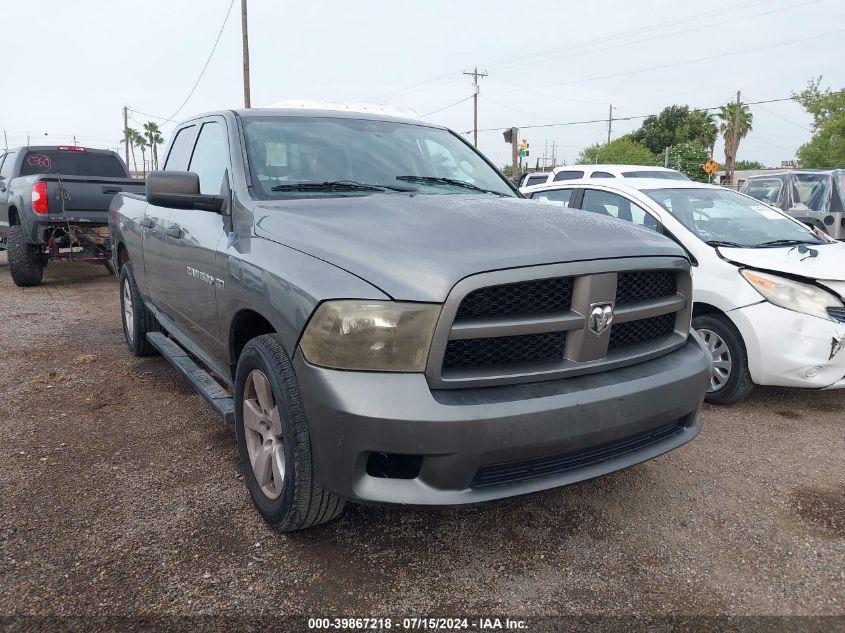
left=0, top=252, right=843, bottom=625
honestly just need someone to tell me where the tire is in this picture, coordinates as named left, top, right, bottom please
left=234, top=334, right=345, bottom=531
left=693, top=313, right=755, bottom=405
left=119, top=262, right=160, bottom=356
left=7, top=225, right=44, bottom=287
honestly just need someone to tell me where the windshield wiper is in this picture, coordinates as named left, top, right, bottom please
left=754, top=238, right=823, bottom=248
left=704, top=240, right=745, bottom=248
left=396, top=175, right=506, bottom=196
left=270, top=181, right=414, bottom=192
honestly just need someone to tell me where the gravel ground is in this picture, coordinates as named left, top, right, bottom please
left=0, top=252, right=843, bottom=624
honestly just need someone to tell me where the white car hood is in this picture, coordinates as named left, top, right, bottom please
left=718, top=243, right=845, bottom=294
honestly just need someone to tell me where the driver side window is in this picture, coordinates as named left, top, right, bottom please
left=189, top=122, right=230, bottom=195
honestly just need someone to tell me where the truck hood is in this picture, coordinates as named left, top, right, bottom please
left=718, top=243, right=845, bottom=295
left=254, top=194, right=683, bottom=302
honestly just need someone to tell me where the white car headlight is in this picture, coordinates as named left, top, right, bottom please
left=740, top=269, right=843, bottom=321
left=300, top=301, right=441, bottom=371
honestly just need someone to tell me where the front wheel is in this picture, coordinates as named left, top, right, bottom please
left=693, top=313, right=755, bottom=405
left=234, top=334, right=345, bottom=531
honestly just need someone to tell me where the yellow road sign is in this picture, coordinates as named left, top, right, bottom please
left=704, top=159, right=720, bottom=175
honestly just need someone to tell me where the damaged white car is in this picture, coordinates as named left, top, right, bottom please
left=524, top=179, right=845, bottom=403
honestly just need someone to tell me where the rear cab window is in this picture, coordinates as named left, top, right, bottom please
left=590, top=171, right=615, bottom=178
left=553, top=170, right=584, bottom=182
left=18, top=150, right=125, bottom=177
left=621, top=170, right=688, bottom=180
left=525, top=174, right=549, bottom=187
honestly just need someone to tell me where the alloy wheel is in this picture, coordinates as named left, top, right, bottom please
left=123, top=278, right=134, bottom=342
left=243, top=369, right=285, bottom=499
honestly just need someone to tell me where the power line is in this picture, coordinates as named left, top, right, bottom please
left=483, top=0, right=770, bottom=71
left=468, top=96, right=805, bottom=133
left=486, top=0, right=815, bottom=74
left=489, top=28, right=844, bottom=95
left=165, top=0, right=237, bottom=123
left=420, top=96, right=474, bottom=118
left=749, top=101, right=812, bottom=132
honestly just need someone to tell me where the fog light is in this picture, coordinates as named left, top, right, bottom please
left=805, top=366, right=822, bottom=378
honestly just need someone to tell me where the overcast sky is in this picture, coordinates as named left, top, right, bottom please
left=3, top=0, right=843, bottom=169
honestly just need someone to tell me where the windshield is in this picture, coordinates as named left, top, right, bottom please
left=622, top=170, right=689, bottom=180
left=242, top=116, right=515, bottom=198
left=644, top=187, right=824, bottom=248
left=19, top=150, right=126, bottom=177
left=791, top=173, right=831, bottom=212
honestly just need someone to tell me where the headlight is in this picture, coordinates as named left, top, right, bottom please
left=299, top=301, right=441, bottom=371
left=740, top=269, right=843, bottom=321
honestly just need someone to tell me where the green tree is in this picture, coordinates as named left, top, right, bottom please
left=577, top=137, right=659, bottom=165
left=120, top=127, right=140, bottom=173
left=143, top=121, right=164, bottom=170
left=734, top=160, right=765, bottom=170
left=793, top=77, right=845, bottom=168
left=134, top=132, right=149, bottom=176
left=717, top=101, right=753, bottom=182
left=679, top=110, right=718, bottom=155
left=500, top=164, right=513, bottom=177
left=629, top=105, right=717, bottom=155
left=666, top=141, right=710, bottom=183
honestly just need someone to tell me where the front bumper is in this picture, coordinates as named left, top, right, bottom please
left=729, top=302, right=845, bottom=389
left=294, top=337, right=711, bottom=506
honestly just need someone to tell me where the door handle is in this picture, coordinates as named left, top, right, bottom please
left=102, top=186, right=122, bottom=194
left=164, top=225, right=183, bottom=239
left=139, top=218, right=155, bottom=229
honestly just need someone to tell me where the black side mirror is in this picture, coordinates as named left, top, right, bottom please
left=146, top=171, right=224, bottom=212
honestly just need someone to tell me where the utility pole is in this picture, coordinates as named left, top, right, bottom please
left=3, top=130, right=7, bottom=151
left=241, top=0, right=252, bottom=108
left=664, top=146, right=669, bottom=168
left=607, top=104, right=613, bottom=144
left=728, top=90, right=741, bottom=186
left=123, top=106, right=129, bottom=168
left=463, top=67, right=488, bottom=147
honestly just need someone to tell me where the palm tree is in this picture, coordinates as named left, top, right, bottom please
left=151, top=131, right=165, bottom=169
left=135, top=133, right=149, bottom=177
left=121, top=127, right=140, bottom=173
left=717, top=102, right=753, bottom=184
left=143, top=121, right=163, bottom=170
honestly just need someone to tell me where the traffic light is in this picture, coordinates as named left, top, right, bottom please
left=503, top=128, right=514, bottom=144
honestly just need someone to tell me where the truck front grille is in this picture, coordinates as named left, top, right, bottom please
left=426, top=259, right=692, bottom=388
left=608, top=313, right=676, bottom=350
left=456, top=277, right=573, bottom=319
left=444, top=332, right=565, bottom=369
left=616, top=271, right=676, bottom=304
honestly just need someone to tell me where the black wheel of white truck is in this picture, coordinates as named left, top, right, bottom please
left=7, top=225, right=44, bottom=287
left=693, top=314, right=754, bottom=405
left=119, top=262, right=160, bottom=357
left=234, top=334, right=345, bottom=531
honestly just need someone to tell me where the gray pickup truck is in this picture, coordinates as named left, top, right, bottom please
left=109, top=108, right=711, bottom=531
left=0, top=146, right=144, bottom=286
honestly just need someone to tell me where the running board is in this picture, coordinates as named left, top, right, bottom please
left=146, top=332, right=235, bottom=425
